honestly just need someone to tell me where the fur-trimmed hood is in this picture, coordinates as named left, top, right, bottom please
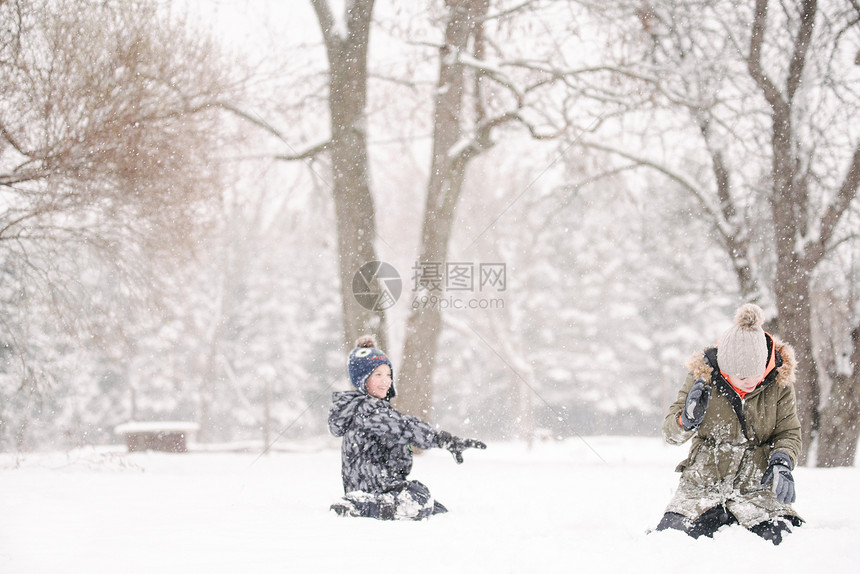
left=684, top=333, right=796, bottom=388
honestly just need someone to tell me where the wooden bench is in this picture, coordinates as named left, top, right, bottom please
left=114, top=421, right=199, bottom=453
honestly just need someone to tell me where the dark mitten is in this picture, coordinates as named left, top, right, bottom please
left=437, top=431, right=486, bottom=464
left=680, top=377, right=711, bottom=430
left=761, top=450, right=796, bottom=504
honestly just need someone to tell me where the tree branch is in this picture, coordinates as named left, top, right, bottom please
left=0, top=121, right=30, bottom=156
left=787, top=0, right=817, bottom=102
left=805, top=140, right=860, bottom=267
left=581, top=139, right=731, bottom=244
left=309, top=0, right=337, bottom=46
left=747, top=0, right=785, bottom=110
left=274, top=141, right=329, bottom=162
left=216, top=102, right=330, bottom=161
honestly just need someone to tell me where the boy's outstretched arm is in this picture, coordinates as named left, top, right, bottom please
left=369, top=406, right=487, bottom=460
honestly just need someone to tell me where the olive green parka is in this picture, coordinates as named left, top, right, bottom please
left=662, top=333, right=803, bottom=528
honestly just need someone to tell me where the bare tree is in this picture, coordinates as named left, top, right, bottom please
left=307, top=0, right=390, bottom=351
left=580, top=0, right=860, bottom=464
left=748, top=0, right=860, bottom=464
left=397, top=0, right=494, bottom=418
left=212, top=0, right=389, bottom=352
left=0, top=0, right=231, bottom=447
left=1, top=1, right=225, bottom=236
left=397, top=0, right=636, bottom=419
left=232, top=1, right=629, bottom=420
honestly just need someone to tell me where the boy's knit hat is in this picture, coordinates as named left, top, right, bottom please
left=718, top=303, right=769, bottom=379
left=347, top=336, right=395, bottom=398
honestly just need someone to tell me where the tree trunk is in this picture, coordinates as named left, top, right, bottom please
left=398, top=154, right=471, bottom=418
left=749, top=0, right=821, bottom=464
left=771, top=256, right=819, bottom=463
left=769, top=112, right=820, bottom=464
left=817, top=326, right=860, bottom=467
left=311, top=0, right=387, bottom=352
left=396, top=0, right=489, bottom=419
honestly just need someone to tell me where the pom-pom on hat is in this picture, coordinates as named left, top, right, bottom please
left=347, top=336, right=395, bottom=398
left=718, top=303, right=769, bottom=379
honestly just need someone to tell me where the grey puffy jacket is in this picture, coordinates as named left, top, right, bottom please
left=329, top=390, right=441, bottom=494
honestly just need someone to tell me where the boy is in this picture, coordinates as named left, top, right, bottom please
left=329, top=336, right=485, bottom=520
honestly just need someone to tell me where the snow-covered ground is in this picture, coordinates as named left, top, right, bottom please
left=1, top=436, right=857, bottom=573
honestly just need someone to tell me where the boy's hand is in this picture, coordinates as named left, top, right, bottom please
left=437, top=431, right=487, bottom=464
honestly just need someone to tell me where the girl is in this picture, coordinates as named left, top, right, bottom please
left=656, top=303, right=803, bottom=544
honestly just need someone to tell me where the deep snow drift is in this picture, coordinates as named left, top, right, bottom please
left=1, top=436, right=857, bottom=573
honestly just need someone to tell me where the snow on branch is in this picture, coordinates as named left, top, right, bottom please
left=581, top=139, right=733, bottom=241
left=217, top=102, right=330, bottom=161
